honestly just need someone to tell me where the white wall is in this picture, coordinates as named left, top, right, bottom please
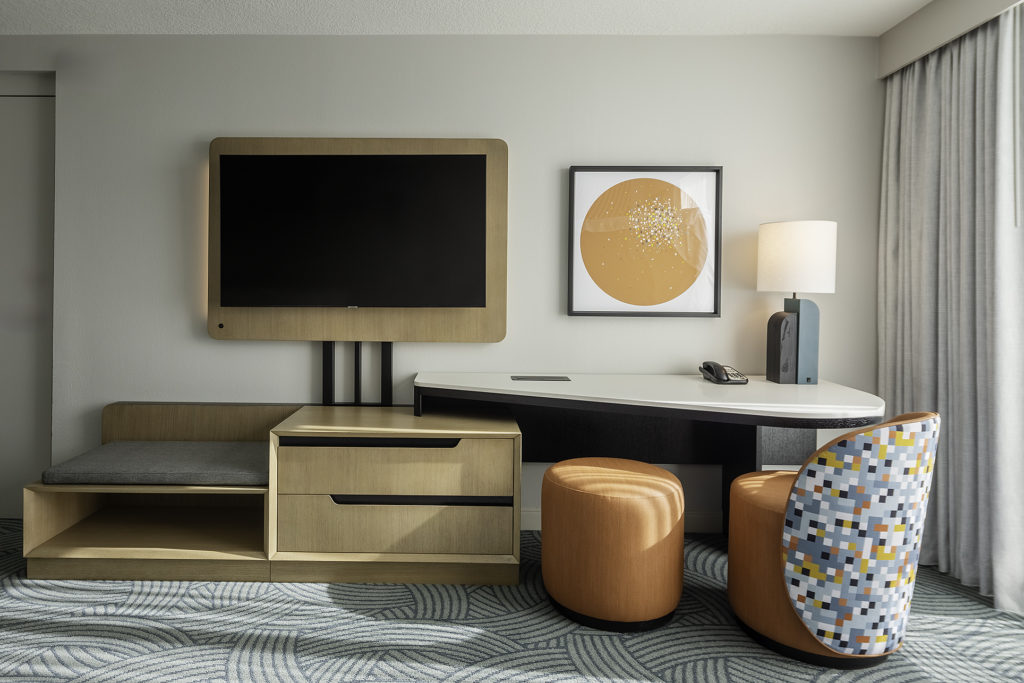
left=0, top=35, right=883, bottom=525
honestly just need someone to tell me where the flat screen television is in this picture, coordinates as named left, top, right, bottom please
left=208, top=138, right=507, bottom=342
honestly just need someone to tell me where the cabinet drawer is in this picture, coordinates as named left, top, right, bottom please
left=277, top=438, right=514, bottom=496
left=277, top=495, right=514, bottom=554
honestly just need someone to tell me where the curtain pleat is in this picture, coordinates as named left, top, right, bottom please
left=878, top=10, right=1023, bottom=614
left=991, top=6, right=1024, bottom=618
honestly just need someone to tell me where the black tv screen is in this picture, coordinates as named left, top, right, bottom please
left=219, top=154, right=487, bottom=308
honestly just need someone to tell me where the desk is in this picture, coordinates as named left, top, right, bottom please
left=414, top=372, right=885, bottom=526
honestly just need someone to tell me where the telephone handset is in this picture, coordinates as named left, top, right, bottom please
left=699, top=361, right=748, bottom=385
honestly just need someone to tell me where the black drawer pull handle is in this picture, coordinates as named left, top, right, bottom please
left=280, top=437, right=460, bottom=448
left=329, top=494, right=512, bottom=507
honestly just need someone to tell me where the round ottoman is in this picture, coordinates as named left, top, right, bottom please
left=541, top=457, right=685, bottom=631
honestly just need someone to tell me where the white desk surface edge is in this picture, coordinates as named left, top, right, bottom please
left=413, top=372, right=884, bottom=421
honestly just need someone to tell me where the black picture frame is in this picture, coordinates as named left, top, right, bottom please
left=568, top=166, right=722, bottom=317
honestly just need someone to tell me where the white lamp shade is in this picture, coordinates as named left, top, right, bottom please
left=757, top=220, right=837, bottom=294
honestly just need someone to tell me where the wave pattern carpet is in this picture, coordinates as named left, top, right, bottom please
left=1, top=519, right=1022, bottom=682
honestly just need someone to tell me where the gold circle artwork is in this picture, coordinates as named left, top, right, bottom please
left=581, top=178, right=708, bottom=306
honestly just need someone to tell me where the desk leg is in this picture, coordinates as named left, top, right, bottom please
left=693, top=423, right=758, bottom=534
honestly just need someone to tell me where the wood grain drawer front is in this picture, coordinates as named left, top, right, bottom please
left=277, top=439, right=514, bottom=496
left=277, top=495, right=514, bottom=554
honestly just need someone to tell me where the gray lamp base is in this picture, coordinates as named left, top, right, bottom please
left=784, top=297, right=819, bottom=385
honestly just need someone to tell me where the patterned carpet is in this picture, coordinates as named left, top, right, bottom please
left=1, top=519, right=1022, bottom=682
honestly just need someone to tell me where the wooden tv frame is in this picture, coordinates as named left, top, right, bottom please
left=207, top=137, right=508, bottom=342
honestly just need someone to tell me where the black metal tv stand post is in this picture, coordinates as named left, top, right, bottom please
left=321, top=341, right=393, bottom=407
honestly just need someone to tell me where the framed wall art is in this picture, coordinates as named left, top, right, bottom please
left=568, top=166, right=722, bottom=316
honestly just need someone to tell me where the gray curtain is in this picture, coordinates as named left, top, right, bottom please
left=878, top=8, right=1024, bottom=615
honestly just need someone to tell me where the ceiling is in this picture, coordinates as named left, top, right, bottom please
left=0, top=0, right=933, bottom=37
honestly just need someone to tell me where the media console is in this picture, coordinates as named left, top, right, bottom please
left=23, top=403, right=521, bottom=584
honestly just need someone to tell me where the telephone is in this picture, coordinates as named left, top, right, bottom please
left=699, top=361, right=748, bottom=385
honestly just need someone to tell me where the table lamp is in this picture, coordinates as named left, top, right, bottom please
left=757, top=220, right=837, bottom=385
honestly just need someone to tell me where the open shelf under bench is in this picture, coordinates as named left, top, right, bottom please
left=23, top=483, right=270, bottom=581
left=28, top=505, right=265, bottom=560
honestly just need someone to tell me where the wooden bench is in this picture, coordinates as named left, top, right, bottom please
left=23, top=402, right=300, bottom=581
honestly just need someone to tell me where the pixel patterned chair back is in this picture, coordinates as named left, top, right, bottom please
left=782, top=411, right=940, bottom=656
left=728, top=411, right=940, bottom=668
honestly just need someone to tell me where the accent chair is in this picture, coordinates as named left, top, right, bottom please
left=728, top=412, right=941, bottom=667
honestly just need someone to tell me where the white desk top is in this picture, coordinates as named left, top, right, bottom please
left=414, top=372, right=884, bottom=423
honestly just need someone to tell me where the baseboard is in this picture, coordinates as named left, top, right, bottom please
left=521, top=509, right=722, bottom=534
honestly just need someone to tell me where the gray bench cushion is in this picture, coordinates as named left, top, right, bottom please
left=42, top=441, right=268, bottom=486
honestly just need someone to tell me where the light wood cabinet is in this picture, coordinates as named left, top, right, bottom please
left=270, top=406, right=522, bottom=585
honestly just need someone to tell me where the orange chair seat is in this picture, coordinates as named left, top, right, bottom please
left=728, top=471, right=869, bottom=662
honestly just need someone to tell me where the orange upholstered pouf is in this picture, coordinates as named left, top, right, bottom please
left=541, top=457, right=685, bottom=631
